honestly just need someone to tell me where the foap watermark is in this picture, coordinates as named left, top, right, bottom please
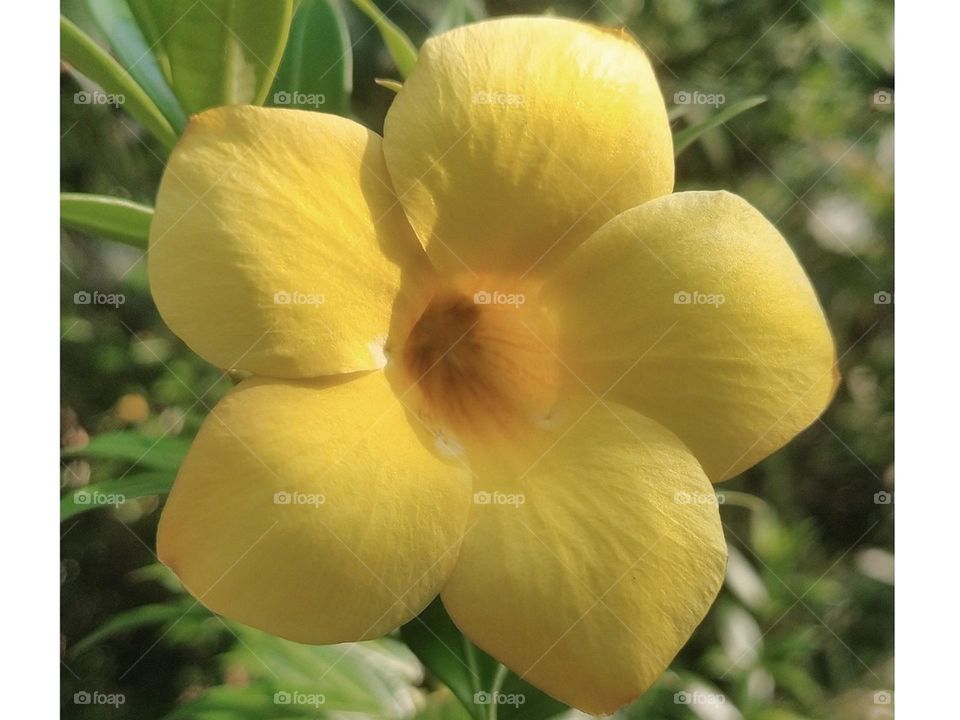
left=274, top=691, right=326, bottom=708
left=74, top=290, right=125, bottom=308
left=674, top=690, right=726, bottom=707
left=674, top=490, right=725, bottom=506
left=473, top=90, right=525, bottom=107
left=74, top=90, right=125, bottom=107
left=474, top=491, right=526, bottom=507
left=674, top=290, right=725, bottom=307
left=274, top=491, right=325, bottom=507
left=273, top=90, right=326, bottom=108
left=873, top=490, right=892, bottom=505
left=872, top=88, right=893, bottom=108
left=74, top=489, right=125, bottom=508
left=673, top=90, right=725, bottom=108
left=73, top=690, right=126, bottom=708
left=873, top=291, right=893, bottom=305
left=274, top=290, right=325, bottom=307
left=474, top=691, right=525, bottom=708
left=473, top=290, right=526, bottom=307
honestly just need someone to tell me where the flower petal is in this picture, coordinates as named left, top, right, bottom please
left=157, top=371, right=471, bottom=643
left=441, top=397, right=726, bottom=715
left=542, top=191, right=837, bottom=481
left=382, top=17, right=673, bottom=276
left=149, top=106, right=429, bottom=378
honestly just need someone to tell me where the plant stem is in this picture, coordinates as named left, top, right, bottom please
left=487, top=663, right=509, bottom=720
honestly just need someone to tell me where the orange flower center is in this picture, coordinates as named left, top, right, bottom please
left=396, top=277, right=562, bottom=450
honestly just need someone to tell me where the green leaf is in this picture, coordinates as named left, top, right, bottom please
left=496, top=671, right=567, bottom=720
left=127, top=562, right=185, bottom=593
left=270, top=0, right=352, bottom=114
left=212, top=626, right=423, bottom=717
left=402, top=599, right=567, bottom=720
left=403, top=599, right=494, bottom=720
left=60, top=15, right=178, bottom=149
left=60, top=193, right=153, bottom=248
left=159, top=0, right=295, bottom=114
left=154, top=624, right=458, bottom=720
left=61, top=471, right=174, bottom=521
left=163, top=681, right=322, bottom=719
left=673, top=96, right=767, bottom=156
left=69, top=600, right=192, bottom=656
left=415, top=691, right=474, bottom=720
left=375, top=77, right=402, bottom=92
left=84, top=0, right=188, bottom=132
left=125, top=0, right=173, bottom=80
left=431, top=0, right=485, bottom=33
left=349, top=0, right=418, bottom=77
left=61, top=431, right=190, bottom=471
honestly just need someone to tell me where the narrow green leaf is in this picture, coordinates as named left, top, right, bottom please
left=127, top=563, right=185, bottom=593
left=160, top=0, right=295, bottom=114
left=61, top=431, right=190, bottom=471
left=401, top=599, right=567, bottom=720
left=375, top=77, right=402, bottom=93
left=349, top=0, right=418, bottom=77
left=125, top=0, right=173, bottom=80
left=496, top=672, right=568, bottom=720
left=60, top=193, right=153, bottom=248
left=162, top=682, right=313, bottom=720
left=85, top=0, right=188, bottom=132
left=402, top=599, right=493, bottom=720
left=61, top=471, right=174, bottom=521
left=415, top=691, right=473, bottom=720
left=223, top=627, right=423, bottom=716
left=673, top=96, right=767, bottom=156
left=69, top=600, right=193, bottom=656
left=60, top=15, right=178, bottom=149
left=270, top=0, right=352, bottom=114
left=431, top=0, right=485, bottom=33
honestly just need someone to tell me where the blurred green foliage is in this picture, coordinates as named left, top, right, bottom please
left=61, top=0, right=893, bottom=718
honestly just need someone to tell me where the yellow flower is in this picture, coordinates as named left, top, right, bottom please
left=150, top=17, right=836, bottom=715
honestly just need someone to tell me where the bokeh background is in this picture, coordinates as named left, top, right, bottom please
left=61, top=0, right=894, bottom=718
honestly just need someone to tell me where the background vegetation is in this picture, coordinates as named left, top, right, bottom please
left=61, top=0, right=894, bottom=718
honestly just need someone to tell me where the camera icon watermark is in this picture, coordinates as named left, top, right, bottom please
left=873, top=490, right=892, bottom=505
left=473, top=490, right=526, bottom=507
left=872, top=88, right=893, bottom=107
left=673, top=690, right=726, bottom=706
left=474, top=691, right=525, bottom=707
left=73, top=489, right=125, bottom=508
left=673, top=290, right=725, bottom=307
left=673, top=90, right=725, bottom=108
left=674, top=491, right=725, bottom=506
left=473, top=91, right=525, bottom=107
left=473, top=290, right=526, bottom=307
left=273, top=290, right=325, bottom=307
left=73, top=290, right=125, bottom=308
left=273, top=90, right=326, bottom=108
left=74, top=90, right=125, bottom=107
left=873, top=291, right=893, bottom=305
left=273, top=491, right=325, bottom=507
left=273, top=690, right=325, bottom=707
left=73, top=690, right=125, bottom=707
